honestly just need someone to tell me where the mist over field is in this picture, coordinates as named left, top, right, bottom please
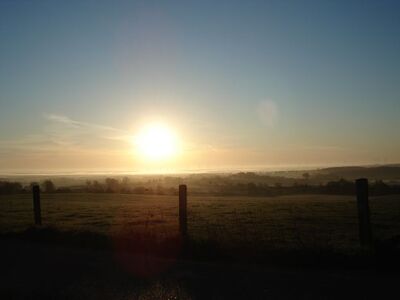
left=2, top=165, right=400, bottom=196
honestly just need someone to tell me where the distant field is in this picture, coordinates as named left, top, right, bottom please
left=1, top=193, right=400, bottom=251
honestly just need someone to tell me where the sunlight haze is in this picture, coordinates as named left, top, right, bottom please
left=1, top=0, right=399, bottom=173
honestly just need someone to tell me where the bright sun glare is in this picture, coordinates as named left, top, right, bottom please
left=133, top=123, right=178, bottom=161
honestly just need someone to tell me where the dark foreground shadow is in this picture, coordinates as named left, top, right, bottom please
left=1, top=227, right=399, bottom=299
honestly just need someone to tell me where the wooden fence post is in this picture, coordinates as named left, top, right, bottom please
left=356, top=178, right=372, bottom=248
left=33, top=185, right=42, bottom=226
left=179, top=184, right=187, bottom=238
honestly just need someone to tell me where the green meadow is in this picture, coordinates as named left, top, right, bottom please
left=1, top=193, right=399, bottom=252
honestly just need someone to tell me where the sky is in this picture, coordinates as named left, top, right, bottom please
left=0, top=0, right=400, bottom=173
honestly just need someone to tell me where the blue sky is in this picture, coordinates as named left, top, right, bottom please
left=1, top=0, right=399, bottom=172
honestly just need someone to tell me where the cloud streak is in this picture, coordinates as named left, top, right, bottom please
left=45, top=114, right=127, bottom=133
left=44, top=114, right=133, bottom=149
left=0, top=114, right=132, bottom=155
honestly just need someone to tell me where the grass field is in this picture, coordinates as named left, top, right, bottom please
left=1, top=193, right=400, bottom=252
left=1, top=193, right=400, bottom=298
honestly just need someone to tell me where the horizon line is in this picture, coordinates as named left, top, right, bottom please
left=1, top=162, right=399, bottom=177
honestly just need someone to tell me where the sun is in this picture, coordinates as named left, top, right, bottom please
left=133, top=123, right=178, bottom=161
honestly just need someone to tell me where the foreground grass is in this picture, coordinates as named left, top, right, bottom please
left=2, top=232, right=398, bottom=300
left=1, top=193, right=400, bottom=252
left=1, top=193, right=397, bottom=298
left=1, top=225, right=399, bottom=271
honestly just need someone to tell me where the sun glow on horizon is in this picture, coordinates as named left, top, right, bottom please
left=133, top=123, right=179, bottom=162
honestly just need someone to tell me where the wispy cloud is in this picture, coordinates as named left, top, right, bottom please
left=44, top=114, right=133, bottom=148
left=45, top=114, right=127, bottom=133
left=0, top=114, right=132, bottom=155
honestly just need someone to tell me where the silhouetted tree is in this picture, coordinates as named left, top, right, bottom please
left=41, top=179, right=56, bottom=193
left=92, top=180, right=104, bottom=192
left=85, top=180, right=92, bottom=192
left=105, top=178, right=119, bottom=193
left=0, top=181, right=23, bottom=194
left=120, top=177, right=131, bottom=193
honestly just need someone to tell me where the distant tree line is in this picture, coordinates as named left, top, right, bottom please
left=0, top=179, right=56, bottom=194
left=84, top=178, right=178, bottom=195
left=1, top=177, right=400, bottom=196
left=214, top=179, right=400, bottom=196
